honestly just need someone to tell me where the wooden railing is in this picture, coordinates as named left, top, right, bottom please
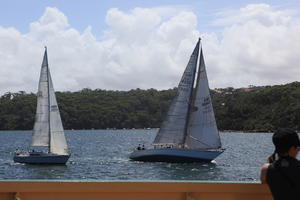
left=0, top=181, right=272, bottom=200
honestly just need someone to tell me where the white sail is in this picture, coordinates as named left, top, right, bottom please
left=31, top=50, right=50, bottom=147
left=153, top=40, right=200, bottom=145
left=48, top=72, right=69, bottom=155
left=31, top=48, right=68, bottom=155
left=185, top=47, right=221, bottom=149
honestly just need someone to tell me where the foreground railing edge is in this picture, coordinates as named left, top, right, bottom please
left=0, top=180, right=273, bottom=200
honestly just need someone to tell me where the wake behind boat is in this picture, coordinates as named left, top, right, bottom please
left=13, top=47, right=70, bottom=164
left=130, top=38, right=224, bottom=163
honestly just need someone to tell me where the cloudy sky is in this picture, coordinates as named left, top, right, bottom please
left=0, top=0, right=300, bottom=94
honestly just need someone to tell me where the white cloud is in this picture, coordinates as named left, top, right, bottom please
left=213, top=4, right=291, bottom=27
left=0, top=6, right=200, bottom=94
left=206, top=3, right=300, bottom=88
left=0, top=4, right=300, bottom=94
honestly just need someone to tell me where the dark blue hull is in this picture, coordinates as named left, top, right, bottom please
left=13, top=152, right=70, bottom=164
left=130, top=148, right=224, bottom=163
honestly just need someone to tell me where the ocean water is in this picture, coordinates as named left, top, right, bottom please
left=0, top=129, right=275, bottom=181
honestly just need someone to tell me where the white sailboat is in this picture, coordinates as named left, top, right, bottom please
left=14, top=47, right=70, bottom=164
left=130, top=38, right=224, bottom=162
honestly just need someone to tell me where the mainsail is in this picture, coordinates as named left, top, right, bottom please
left=31, top=49, right=50, bottom=147
left=31, top=48, right=68, bottom=155
left=185, top=47, right=221, bottom=149
left=153, top=40, right=200, bottom=145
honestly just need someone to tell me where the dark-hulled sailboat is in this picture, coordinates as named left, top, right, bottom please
left=130, top=38, right=224, bottom=163
left=14, top=47, right=70, bottom=164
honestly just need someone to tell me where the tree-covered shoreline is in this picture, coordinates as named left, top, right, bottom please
left=1, top=82, right=300, bottom=132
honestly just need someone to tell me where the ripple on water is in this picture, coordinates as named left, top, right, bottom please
left=0, top=130, right=273, bottom=181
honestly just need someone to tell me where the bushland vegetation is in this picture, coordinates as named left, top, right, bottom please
left=1, top=82, right=300, bottom=131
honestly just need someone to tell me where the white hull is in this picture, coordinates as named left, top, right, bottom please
left=130, top=148, right=224, bottom=163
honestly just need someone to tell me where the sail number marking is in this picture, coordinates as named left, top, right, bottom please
left=202, top=97, right=212, bottom=113
left=50, top=105, right=58, bottom=112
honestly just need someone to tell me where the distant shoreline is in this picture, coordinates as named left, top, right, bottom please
left=2, top=82, right=300, bottom=131
left=221, top=130, right=300, bottom=133
left=1, top=129, right=299, bottom=133
left=221, top=130, right=273, bottom=133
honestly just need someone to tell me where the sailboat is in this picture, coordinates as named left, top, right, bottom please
left=130, top=38, right=224, bottom=162
left=14, top=47, right=70, bottom=164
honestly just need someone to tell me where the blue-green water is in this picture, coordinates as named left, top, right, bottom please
left=0, top=129, right=275, bottom=181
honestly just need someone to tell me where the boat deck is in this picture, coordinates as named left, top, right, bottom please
left=0, top=180, right=272, bottom=200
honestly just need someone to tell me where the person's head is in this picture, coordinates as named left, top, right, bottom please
left=272, top=128, right=300, bottom=157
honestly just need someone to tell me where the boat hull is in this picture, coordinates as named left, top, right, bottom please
left=13, top=152, right=70, bottom=164
left=129, top=148, right=224, bottom=163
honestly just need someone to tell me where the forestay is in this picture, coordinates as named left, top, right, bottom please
left=153, top=40, right=200, bottom=145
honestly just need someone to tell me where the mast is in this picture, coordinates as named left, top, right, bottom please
left=182, top=38, right=201, bottom=145
left=181, top=38, right=201, bottom=146
left=45, top=46, right=51, bottom=153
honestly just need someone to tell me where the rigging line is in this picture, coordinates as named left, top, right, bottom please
left=182, top=40, right=201, bottom=145
left=188, top=135, right=215, bottom=149
left=46, top=48, right=51, bottom=153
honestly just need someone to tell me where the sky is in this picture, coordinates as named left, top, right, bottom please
left=0, top=0, right=300, bottom=94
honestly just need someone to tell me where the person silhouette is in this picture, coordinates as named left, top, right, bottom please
left=260, top=128, right=300, bottom=200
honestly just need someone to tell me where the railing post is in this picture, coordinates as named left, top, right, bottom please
left=14, top=192, right=21, bottom=200
left=185, top=192, right=195, bottom=200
